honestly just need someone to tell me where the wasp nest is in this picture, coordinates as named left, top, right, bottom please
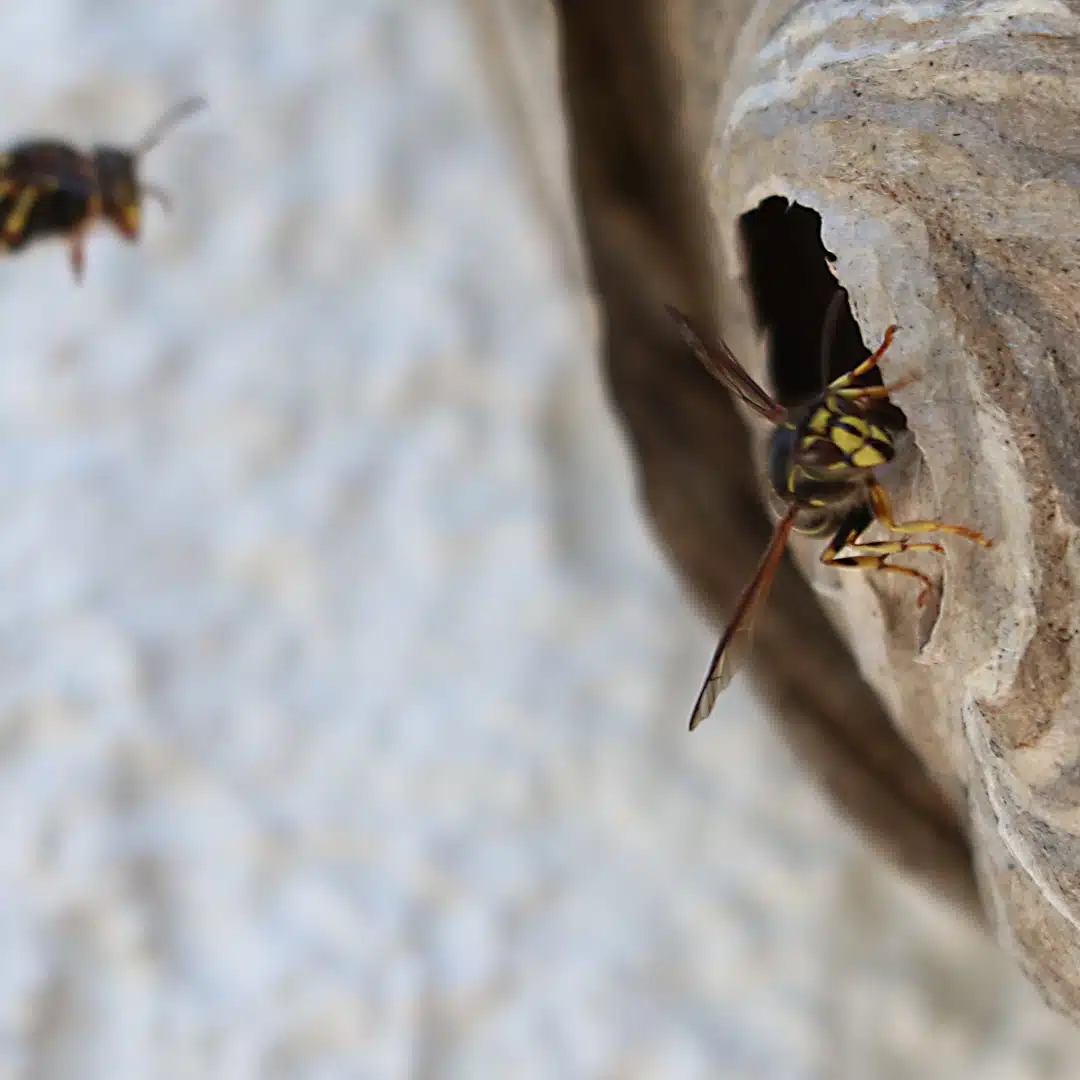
left=679, top=0, right=1080, bottom=1018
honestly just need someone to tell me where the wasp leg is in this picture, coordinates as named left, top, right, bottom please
left=869, top=481, right=992, bottom=547
left=2, top=186, right=38, bottom=242
left=828, top=324, right=899, bottom=390
left=834, top=371, right=920, bottom=400
left=68, top=235, right=86, bottom=283
left=142, top=184, right=172, bottom=213
left=820, top=505, right=943, bottom=605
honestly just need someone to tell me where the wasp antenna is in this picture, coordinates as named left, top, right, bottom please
left=136, top=96, right=207, bottom=156
left=141, top=184, right=173, bottom=213
left=818, top=288, right=846, bottom=391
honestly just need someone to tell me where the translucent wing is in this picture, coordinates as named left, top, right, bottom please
left=666, top=305, right=786, bottom=424
left=688, top=506, right=798, bottom=730
left=0, top=143, right=90, bottom=195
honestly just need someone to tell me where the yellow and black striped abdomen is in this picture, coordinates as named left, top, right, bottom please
left=0, top=142, right=95, bottom=254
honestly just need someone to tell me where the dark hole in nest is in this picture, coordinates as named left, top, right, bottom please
left=739, top=195, right=896, bottom=414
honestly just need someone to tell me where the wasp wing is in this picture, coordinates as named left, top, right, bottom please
left=666, top=305, right=786, bottom=424
left=688, top=506, right=798, bottom=730
left=0, top=143, right=92, bottom=194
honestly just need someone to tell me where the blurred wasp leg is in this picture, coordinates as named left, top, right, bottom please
left=141, top=184, right=172, bottom=213
left=68, top=234, right=86, bottom=283
left=820, top=505, right=941, bottom=605
left=2, top=186, right=38, bottom=241
left=828, top=324, right=899, bottom=390
left=869, top=481, right=992, bottom=546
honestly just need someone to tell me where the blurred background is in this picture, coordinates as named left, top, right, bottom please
left=0, top=1, right=1074, bottom=1077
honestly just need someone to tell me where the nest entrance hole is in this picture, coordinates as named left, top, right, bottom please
left=739, top=195, right=883, bottom=406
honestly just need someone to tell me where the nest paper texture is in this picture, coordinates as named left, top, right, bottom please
left=0, top=1, right=1070, bottom=1077
left=711, top=0, right=1080, bottom=1022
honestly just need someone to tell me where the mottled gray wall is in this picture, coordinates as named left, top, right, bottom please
left=0, top=2, right=1072, bottom=1078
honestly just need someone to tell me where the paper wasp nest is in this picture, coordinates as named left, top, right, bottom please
left=682, top=0, right=1080, bottom=1017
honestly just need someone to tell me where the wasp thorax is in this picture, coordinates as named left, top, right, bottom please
left=93, top=147, right=141, bottom=240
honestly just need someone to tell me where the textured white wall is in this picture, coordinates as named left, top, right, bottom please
left=0, top=2, right=1074, bottom=1078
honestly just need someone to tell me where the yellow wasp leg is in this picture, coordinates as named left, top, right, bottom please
left=3, top=185, right=39, bottom=241
left=869, top=482, right=993, bottom=547
left=828, top=324, right=899, bottom=390
left=834, top=372, right=920, bottom=400
left=821, top=533, right=943, bottom=606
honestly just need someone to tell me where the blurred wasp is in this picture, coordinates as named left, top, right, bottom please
left=667, top=296, right=991, bottom=731
left=0, top=96, right=206, bottom=282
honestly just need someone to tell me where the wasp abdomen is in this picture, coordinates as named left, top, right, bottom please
left=0, top=186, right=90, bottom=251
left=0, top=141, right=98, bottom=274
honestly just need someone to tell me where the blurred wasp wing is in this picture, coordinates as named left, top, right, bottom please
left=688, top=506, right=798, bottom=730
left=666, top=305, right=786, bottom=424
left=0, top=143, right=92, bottom=194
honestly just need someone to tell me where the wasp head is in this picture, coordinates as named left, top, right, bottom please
left=91, top=96, right=204, bottom=243
left=93, top=146, right=142, bottom=241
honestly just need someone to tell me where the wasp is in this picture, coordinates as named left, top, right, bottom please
left=667, top=297, right=992, bottom=731
left=0, top=96, right=206, bottom=282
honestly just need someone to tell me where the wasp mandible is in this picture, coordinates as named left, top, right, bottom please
left=0, top=96, right=206, bottom=282
left=667, top=297, right=992, bottom=731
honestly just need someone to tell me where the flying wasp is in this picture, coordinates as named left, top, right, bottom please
left=0, top=96, right=206, bottom=282
left=667, top=296, right=992, bottom=731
